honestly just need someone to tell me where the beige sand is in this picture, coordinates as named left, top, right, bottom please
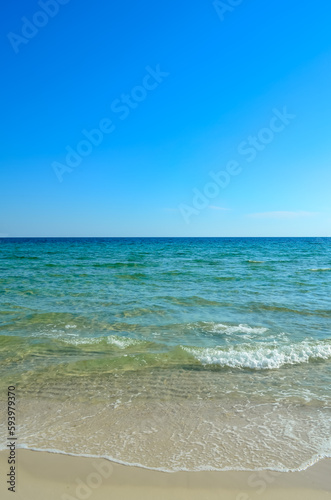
left=0, top=449, right=330, bottom=500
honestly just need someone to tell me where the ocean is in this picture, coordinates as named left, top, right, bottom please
left=0, top=237, right=330, bottom=471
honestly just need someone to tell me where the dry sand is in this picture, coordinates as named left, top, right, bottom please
left=0, top=449, right=330, bottom=500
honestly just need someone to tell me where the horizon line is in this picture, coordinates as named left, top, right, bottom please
left=1, top=236, right=330, bottom=239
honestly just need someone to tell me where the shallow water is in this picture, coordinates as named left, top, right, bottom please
left=0, top=237, right=330, bottom=471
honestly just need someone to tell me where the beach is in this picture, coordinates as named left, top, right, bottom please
left=0, top=450, right=330, bottom=499
left=3, top=0, right=331, bottom=494
left=0, top=237, right=330, bottom=495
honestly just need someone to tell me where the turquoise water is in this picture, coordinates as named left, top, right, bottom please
left=0, top=237, right=330, bottom=471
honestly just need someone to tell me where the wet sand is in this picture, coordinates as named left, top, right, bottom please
left=0, top=449, right=330, bottom=500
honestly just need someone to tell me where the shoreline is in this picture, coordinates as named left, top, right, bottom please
left=1, top=445, right=330, bottom=474
left=1, top=449, right=330, bottom=499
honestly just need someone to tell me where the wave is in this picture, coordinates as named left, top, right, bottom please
left=309, top=268, right=331, bottom=272
left=60, top=334, right=148, bottom=349
left=161, top=296, right=223, bottom=306
left=0, top=333, right=160, bottom=352
left=250, top=303, right=330, bottom=317
left=213, top=276, right=237, bottom=281
left=93, top=262, right=147, bottom=269
left=206, top=322, right=268, bottom=335
left=182, top=340, right=331, bottom=370
left=2, top=331, right=331, bottom=372
left=114, top=273, right=148, bottom=280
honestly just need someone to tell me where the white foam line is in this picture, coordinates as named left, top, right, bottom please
left=182, top=340, right=331, bottom=370
left=0, top=444, right=329, bottom=474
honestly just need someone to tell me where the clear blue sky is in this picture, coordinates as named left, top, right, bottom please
left=1, top=0, right=331, bottom=236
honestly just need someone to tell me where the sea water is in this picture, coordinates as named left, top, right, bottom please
left=0, top=237, right=330, bottom=471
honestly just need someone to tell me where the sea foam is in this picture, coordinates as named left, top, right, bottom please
left=182, top=340, right=331, bottom=369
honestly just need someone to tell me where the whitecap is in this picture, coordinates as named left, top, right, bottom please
left=182, top=340, right=331, bottom=370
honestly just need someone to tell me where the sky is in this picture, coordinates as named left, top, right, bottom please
left=1, top=0, right=331, bottom=237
